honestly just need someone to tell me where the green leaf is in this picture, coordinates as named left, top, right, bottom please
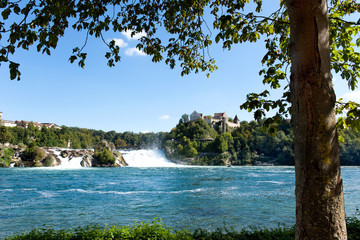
left=1, top=9, right=10, bottom=20
left=13, top=5, right=20, bottom=14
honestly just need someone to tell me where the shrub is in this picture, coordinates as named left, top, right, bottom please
left=0, top=148, right=14, bottom=167
left=5, top=217, right=360, bottom=240
left=93, top=139, right=117, bottom=166
left=94, top=148, right=116, bottom=165
left=22, top=143, right=45, bottom=162
left=347, top=216, right=360, bottom=240
left=42, top=155, right=55, bottom=167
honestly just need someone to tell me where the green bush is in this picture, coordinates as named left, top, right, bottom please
left=42, top=155, right=55, bottom=167
left=192, top=227, right=295, bottom=240
left=6, top=217, right=360, bottom=240
left=0, top=148, right=14, bottom=167
left=5, top=220, right=189, bottom=240
left=347, top=216, right=360, bottom=240
left=22, top=143, right=45, bottom=161
left=94, top=148, right=116, bottom=165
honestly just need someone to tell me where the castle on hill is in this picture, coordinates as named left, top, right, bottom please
left=190, top=110, right=240, bottom=132
left=0, top=111, right=61, bottom=129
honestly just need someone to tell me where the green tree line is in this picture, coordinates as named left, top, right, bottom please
left=0, top=123, right=165, bottom=150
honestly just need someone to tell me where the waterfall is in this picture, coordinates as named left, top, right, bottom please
left=121, top=149, right=178, bottom=167
left=51, top=149, right=84, bottom=168
left=46, top=148, right=178, bottom=168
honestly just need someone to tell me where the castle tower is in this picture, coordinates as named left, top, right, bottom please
left=234, top=115, right=239, bottom=124
left=222, top=117, right=227, bottom=132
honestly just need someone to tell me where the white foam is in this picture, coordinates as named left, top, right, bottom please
left=257, top=181, right=286, bottom=185
left=65, top=188, right=205, bottom=195
left=248, top=173, right=260, bottom=177
left=0, top=189, right=14, bottom=192
left=66, top=189, right=152, bottom=195
left=21, top=188, right=36, bottom=191
left=121, top=149, right=178, bottom=167
left=170, top=188, right=205, bottom=194
left=51, top=149, right=84, bottom=169
left=68, top=189, right=93, bottom=193
left=37, top=190, right=57, bottom=198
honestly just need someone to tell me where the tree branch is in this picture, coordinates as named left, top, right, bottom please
left=330, top=17, right=360, bottom=26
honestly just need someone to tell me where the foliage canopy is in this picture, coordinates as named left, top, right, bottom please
left=0, top=0, right=359, bottom=128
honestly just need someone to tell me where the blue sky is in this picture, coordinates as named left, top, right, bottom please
left=1, top=4, right=359, bottom=133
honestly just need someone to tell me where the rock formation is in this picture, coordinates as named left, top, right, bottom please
left=4, top=146, right=127, bottom=168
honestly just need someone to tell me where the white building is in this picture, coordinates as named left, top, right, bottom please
left=3, top=120, right=17, bottom=127
left=0, top=111, right=61, bottom=129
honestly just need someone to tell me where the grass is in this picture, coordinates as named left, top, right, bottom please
left=5, top=217, right=360, bottom=240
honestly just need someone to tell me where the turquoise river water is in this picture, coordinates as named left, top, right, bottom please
left=1, top=165, right=359, bottom=238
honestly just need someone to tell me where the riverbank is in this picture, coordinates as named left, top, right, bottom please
left=4, top=217, right=360, bottom=240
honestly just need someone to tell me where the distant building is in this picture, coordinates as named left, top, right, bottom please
left=227, top=115, right=240, bottom=128
left=0, top=112, right=17, bottom=127
left=42, top=123, right=61, bottom=129
left=3, top=120, right=17, bottom=127
left=213, top=112, right=228, bottom=121
left=0, top=111, right=61, bottom=129
left=190, top=111, right=203, bottom=122
left=189, top=110, right=240, bottom=131
left=203, top=115, right=213, bottom=124
left=234, top=115, right=239, bottom=123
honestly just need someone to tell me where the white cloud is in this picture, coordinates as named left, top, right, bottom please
left=159, top=115, right=170, bottom=120
left=112, top=38, right=128, bottom=48
left=121, top=30, right=147, bottom=40
left=125, top=47, right=146, bottom=56
left=340, top=90, right=360, bottom=103
left=141, top=130, right=151, bottom=133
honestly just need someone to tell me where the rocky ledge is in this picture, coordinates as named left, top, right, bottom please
left=3, top=145, right=127, bottom=168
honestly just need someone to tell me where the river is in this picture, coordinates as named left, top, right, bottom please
left=0, top=150, right=359, bottom=238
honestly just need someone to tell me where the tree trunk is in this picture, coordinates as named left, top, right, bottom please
left=286, top=0, right=347, bottom=239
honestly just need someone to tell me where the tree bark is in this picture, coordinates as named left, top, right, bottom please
left=286, top=0, right=347, bottom=239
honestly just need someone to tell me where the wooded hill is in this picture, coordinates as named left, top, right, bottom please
left=162, top=118, right=360, bottom=166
